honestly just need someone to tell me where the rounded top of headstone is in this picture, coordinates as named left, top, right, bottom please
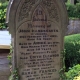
left=6, top=0, right=68, bottom=36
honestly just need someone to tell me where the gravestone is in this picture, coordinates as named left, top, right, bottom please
left=6, top=0, right=68, bottom=80
left=70, top=0, right=74, bottom=4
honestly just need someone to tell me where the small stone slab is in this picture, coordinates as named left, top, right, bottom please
left=0, top=31, right=11, bottom=49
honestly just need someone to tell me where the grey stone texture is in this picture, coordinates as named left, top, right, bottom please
left=66, top=19, right=80, bottom=35
left=6, top=0, right=68, bottom=80
left=70, top=0, right=74, bottom=4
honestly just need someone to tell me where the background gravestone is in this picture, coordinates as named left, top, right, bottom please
left=6, top=0, right=68, bottom=80
left=70, top=0, right=74, bottom=4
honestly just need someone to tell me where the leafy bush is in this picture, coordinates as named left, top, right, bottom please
left=0, top=1, right=8, bottom=29
left=66, top=3, right=80, bottom=19
left=65, top=64, right=80, bottom=80
left=64, top=34, right=80, bottom=70
left=76, top=3, right=80, bottom=18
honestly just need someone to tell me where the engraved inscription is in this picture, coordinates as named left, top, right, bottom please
left=18, top=0, right=59, bottom=22
left=42, top=0, right=59, bottom=22
left=17, top=5, right=60, bottom=80
left=18, top=0, right=37, bottom=21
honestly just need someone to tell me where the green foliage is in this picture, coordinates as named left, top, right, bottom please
left=0, top=1, right=8, bottom=29
left=77, top=0, right=80, bottom=2
left=66, top=3, right=80, bottom=19
left=64, top=34, right=80, bottom=70
left=66, top=0, right=70, bottom=4
left=75, top=3, right=80, bottom=18
left=8, top=45, right=19, bottom=80
left=7, top=45, right=12, bottom=65
left=65, top=64, right=80, bottom=80
left=9, top=69, right=19, bottom=80
left=13, top=69, right=19, bottom=80
left=59, top=50, right=66, bottom=80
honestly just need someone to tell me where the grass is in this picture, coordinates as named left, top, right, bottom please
left=64, top=34, right=80, bottom=43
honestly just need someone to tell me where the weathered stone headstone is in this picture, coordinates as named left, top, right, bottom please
left=6, top=0, right=68, bottom=80
left=70, top=0, right=74, bottom=4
